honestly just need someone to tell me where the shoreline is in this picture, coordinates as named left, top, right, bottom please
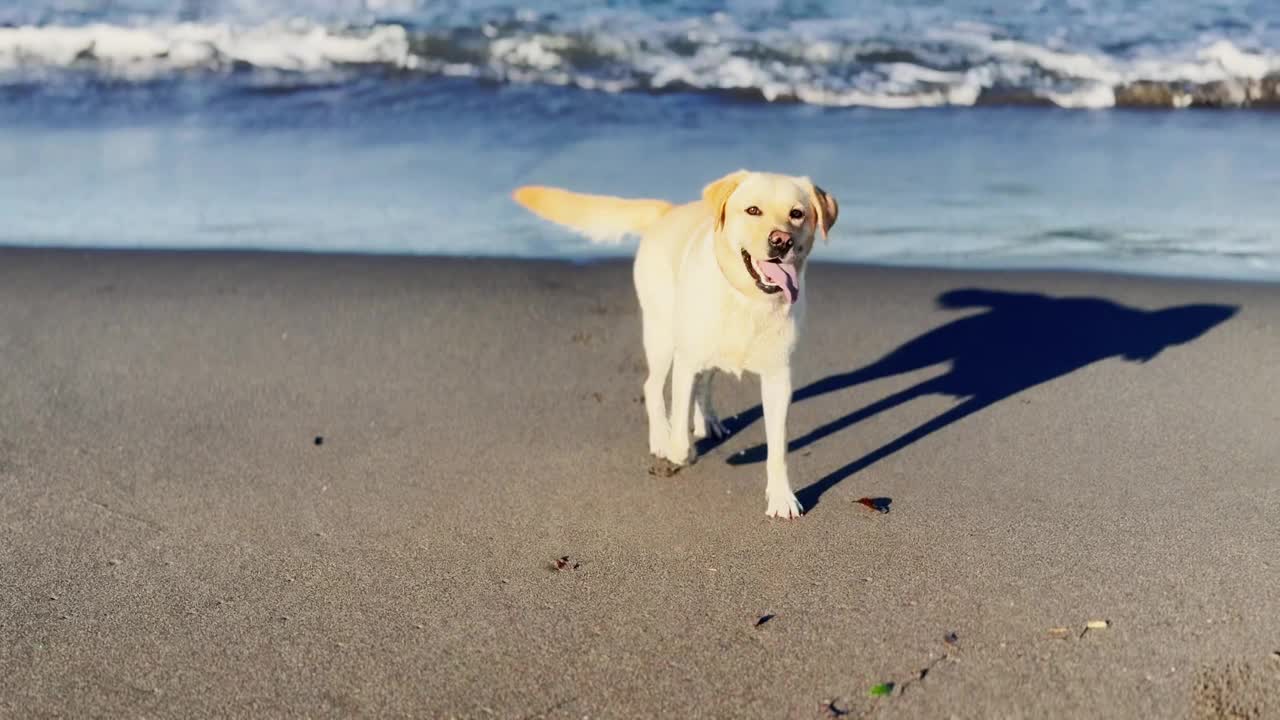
left=3, top=245, right=1279, bottom=289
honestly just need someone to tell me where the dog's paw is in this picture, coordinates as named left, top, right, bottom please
left=664, top=435, right=693, bottom=466
left=694, top=415, right=729, bottom=440
left=662, top=448, right=693, bottom=468
left=709, top=417, right=729, bottom=438
left=765, top=491, right=803, bottom=519
left=648, top=457, right=683, bottom=478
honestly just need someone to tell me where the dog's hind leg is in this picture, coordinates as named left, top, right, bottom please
left=666, top=353, right=697, bottom=465
left=692, top=371, right=728, bottom=440
left=641, top=309, right=674, bottom=459
left=634, top=237, right=683, bottom=463
left=691, top=372, right=710, bottom=439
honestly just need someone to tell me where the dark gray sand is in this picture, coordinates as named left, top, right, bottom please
left=1, top=249, right=1278, bottom=718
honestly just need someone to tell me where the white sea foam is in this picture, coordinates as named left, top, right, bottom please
left=1, top=19, right=1278, bottom=109
left=1046, top=83, right=1117, bottom=109
left=0, top=21, right=414, bottom=74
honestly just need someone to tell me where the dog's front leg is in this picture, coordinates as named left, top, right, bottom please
left=692, top=371, right=728, bottom=440
left=665, top=355, right=697, bottom=465
left=762, top=368, right=802, bottom=518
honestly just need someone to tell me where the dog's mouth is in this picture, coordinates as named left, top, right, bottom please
left=741, top=249, right=799, bottom=303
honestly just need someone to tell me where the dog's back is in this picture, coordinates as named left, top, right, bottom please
left=635, top=201, right=711, bottom=278
left=512, top=183, right=711, bottom=309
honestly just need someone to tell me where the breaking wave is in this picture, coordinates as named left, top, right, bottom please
left=2, top=15, right=1280, bottom=109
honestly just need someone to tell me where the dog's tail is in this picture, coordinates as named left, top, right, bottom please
left=512, top=185, right=674, bottom=244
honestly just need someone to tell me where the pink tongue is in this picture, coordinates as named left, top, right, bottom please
left=757, top=261, right=799, bottom=303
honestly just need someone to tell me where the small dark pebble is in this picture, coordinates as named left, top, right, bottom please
left=754, top=614, right=775, bottom=628
left=944, top=631, right=959, bottom=646
left=820, top=699, right=850, bottom=717
left=314, top=436, right=324, bottom=446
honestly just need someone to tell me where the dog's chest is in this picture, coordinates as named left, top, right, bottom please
left=707, top=300, right=797, bottom=376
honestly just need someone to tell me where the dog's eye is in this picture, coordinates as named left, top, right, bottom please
left=745, top=206, right=762, bottom=216
left=789, top=208, right=804, bottom=220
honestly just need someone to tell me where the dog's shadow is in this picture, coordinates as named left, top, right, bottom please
left=697, top=288, right=1237, bottom=510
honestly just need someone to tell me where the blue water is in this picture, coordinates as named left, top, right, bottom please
left=1, top=1, right=1278, bottom=280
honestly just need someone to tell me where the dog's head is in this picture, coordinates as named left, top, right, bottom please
left=703, top=170, right=838, bottom=304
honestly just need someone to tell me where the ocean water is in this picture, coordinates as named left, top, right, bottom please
left=1, top=1, right=1278, bottom=279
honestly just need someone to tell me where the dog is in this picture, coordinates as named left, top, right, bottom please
left=513, top=171, right=838, bottom=518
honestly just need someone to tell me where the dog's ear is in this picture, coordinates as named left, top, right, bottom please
left=702, top=170, right=749, bottom=231
left=805, top=179, right=838, bottom=242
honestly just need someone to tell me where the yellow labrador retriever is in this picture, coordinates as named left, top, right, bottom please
left=513, top=171, right=838, bottom=518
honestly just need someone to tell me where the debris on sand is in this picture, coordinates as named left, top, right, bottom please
left=1047, top=620, right=1111, bottom=639
left=754, top=614, right=775, bottom=628
left=551, top=556, right=580, bottom=572
left=820, top=699, right=850, bottom=717
left=898, top=652, right=953, bottom=695
left=1081, top=619, right=1111, bottom=638
left=855, top=497, right=891, bottom=513
left=868, top=682, right=895, bottom=697
left=857, top=645, right=956, bottom=703
left=314, top=436, right=324, bottom=446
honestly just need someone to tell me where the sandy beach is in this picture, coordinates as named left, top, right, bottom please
left=1, top=248, right=1277, bottom=719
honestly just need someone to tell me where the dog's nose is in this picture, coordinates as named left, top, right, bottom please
left=767, top=230, right=793, bottom=256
